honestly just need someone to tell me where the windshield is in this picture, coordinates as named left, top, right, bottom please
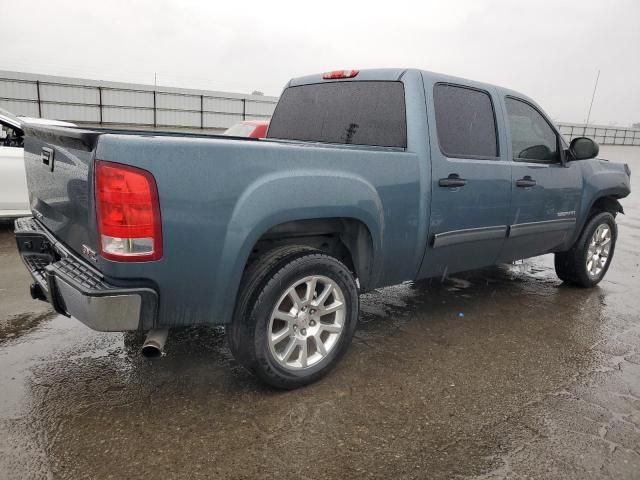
left=0, top=107, right=21, bottom=126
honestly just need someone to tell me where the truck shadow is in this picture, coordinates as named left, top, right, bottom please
left=116, top=260, right=604, bottom=386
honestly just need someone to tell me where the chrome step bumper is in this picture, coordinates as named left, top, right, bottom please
left=14, top=217, right=157, bottom=331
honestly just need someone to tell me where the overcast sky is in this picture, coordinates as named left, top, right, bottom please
left=1, top=0, right=638, bottom=125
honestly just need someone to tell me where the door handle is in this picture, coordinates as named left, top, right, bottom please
left=439, top=174, right=467, bottom=188
left=516, top=176, right=536, bottom=188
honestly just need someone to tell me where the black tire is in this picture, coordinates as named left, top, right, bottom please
left=554, top=212, right=617, bottom=288
left=228, top=246, right=359, bottom=389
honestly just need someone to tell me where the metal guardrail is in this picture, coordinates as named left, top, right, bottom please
left=2, top=73, right=638, bottom=140
left=0, top=75, right=277, bottom=130
left=557, top=123, right=640, bottom=146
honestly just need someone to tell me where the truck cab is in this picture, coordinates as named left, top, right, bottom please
left=419, top=76, right=586, bottom=277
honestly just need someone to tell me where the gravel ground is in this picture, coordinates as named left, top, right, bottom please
left=0, top=145, right=638, bottom=479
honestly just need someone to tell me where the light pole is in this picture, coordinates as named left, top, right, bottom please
left=584, top=69, right=600, bottom=134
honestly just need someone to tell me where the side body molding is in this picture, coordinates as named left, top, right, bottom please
left=433, top=225, right=507, bottom=248
left=431, top=218, right=579, bottom=250
left=509, top=218, right=577, bottom=238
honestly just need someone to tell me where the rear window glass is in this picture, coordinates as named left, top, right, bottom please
left=433, top=84, right=498, bottom=158
left=266, top=81, right=407, bottom=148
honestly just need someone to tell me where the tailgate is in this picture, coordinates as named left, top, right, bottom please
left=22, top=125, right=101, bottom=258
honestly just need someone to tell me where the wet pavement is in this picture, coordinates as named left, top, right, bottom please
left=0, top=146, right=638, bottom=480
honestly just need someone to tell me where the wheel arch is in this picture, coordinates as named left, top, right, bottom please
left=572, top=191, right=625, bottom=246
left=247, top=217, right=375, bottom=288
left=215, top=171, right=384, bottom=324
left=588, top=195, right=625, bottom=217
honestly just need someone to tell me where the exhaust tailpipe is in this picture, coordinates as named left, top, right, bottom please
left=141, top=328, right=169, bottom=357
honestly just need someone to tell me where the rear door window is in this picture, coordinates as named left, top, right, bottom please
left=505, top=97, right=559, bottom=163
left=267, top=81, right=407, bottom=148
left=433, top=84, right=498, bottom=159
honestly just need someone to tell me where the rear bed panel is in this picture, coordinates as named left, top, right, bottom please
left=93, top=134, right=422, bottom=327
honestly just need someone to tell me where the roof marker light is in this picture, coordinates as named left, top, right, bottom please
left=322, top=70, right=359, bottom=80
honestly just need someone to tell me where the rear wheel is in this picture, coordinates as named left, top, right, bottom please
left=554, top=212, right=617, bottom=287
left=228, top=246, right=359, bottom=389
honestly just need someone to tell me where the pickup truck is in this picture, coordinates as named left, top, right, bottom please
left=15, top=68, right=631, bottom=389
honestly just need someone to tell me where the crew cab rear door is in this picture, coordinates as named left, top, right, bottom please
left=497, top=96, right=582, bottom=262
left=418, top=79, right=511, bottom=278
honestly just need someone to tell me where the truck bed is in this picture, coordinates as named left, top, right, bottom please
left=21, top=123, right=423, bottom=327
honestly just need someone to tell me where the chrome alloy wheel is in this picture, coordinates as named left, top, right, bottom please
left=268, top=275, right=346, bottom=370
left=586, top=224, right=612, bottom=278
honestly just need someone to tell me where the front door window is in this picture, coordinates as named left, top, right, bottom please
left=505, top=97, right=559, bottom=163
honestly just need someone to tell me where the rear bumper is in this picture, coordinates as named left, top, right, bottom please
left=14, top=217, right=157, bottom=332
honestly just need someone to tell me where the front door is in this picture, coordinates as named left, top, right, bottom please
left=419, top=81, right=511, bottom=279
left=498, top=97, right=582, bottom=262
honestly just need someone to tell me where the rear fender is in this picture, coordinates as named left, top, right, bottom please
left=216, top=170, right=384, bottom=323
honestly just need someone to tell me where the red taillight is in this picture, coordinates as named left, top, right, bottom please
left=95, top=160, right=162, bottom=261
left=322, top=69, right=359, bottom=80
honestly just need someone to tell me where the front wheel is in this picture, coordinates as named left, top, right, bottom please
left=554, top=212, right=617, bottom=287
left=228, top=246, right=359, bottom=389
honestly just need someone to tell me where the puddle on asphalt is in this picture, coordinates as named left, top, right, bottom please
left=1, top=249, right=637, bottom=479
left=0, top=146, right=638, bottom=479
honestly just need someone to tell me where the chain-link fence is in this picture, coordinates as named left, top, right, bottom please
left=2, top=71, right=639, bottom=142
left=557, top=123, right=640, bottom=146
left=0, top=71, right=278, bottom=133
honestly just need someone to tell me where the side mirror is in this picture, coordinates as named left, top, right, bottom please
left=569, top=137, right=599, bottom=160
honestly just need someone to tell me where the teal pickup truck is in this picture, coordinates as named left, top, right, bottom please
left=15, top=69, right=631, bottom=388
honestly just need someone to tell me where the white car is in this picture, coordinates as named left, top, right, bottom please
left=0, top=108, right=76, bottom=219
